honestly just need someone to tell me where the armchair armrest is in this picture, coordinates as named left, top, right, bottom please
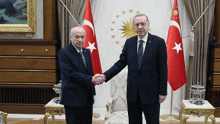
left=104, top=97, right=113, bottom=120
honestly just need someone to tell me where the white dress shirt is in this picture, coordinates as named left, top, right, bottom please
left=72, top=43, right=83, bottom=53
left=137, top=33, right=148, bottom=54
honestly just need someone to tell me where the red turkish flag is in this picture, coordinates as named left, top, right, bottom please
left=167, top=0, right=187, bottom=91
left=83, top=0, right=102, bottom=75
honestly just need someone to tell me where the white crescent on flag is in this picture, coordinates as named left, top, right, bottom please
left=170, top=20, right=180, bottom=33
left=84, top=20, right=95, bottom=36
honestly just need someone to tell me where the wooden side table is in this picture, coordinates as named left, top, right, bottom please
left=179, top=100, right=216, bottom=124
left=44, top=98, right=65, bottom=124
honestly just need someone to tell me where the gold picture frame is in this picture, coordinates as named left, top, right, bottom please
left=0, top=0, right=36, bottom=33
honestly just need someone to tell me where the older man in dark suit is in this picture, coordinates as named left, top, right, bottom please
left=99, top=14, right=167, bottom=124
left=58, top=26, right=104, bottom=124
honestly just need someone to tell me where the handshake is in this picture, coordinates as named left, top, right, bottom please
left=92, top=74, right=106, bottom=85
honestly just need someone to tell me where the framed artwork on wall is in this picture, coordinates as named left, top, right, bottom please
left=0, top=0, right=35, bottom=33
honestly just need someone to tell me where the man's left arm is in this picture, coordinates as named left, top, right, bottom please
left=158, top=39, right=168, bottom=100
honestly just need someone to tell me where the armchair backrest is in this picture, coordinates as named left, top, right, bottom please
left=110, top=68, right=128, bottom=112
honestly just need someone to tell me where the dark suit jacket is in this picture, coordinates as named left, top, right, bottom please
left=58, top=44, right=95, bottom=107
left=104, top=33, right=167, bottom=104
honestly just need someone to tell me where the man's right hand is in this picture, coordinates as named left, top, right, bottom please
left=92, top=74, right=106, bottom=85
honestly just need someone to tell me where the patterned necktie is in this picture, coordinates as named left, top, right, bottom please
left=79, top=51, right=87, bottom=67
left=137, top=40, right=144, bottom=69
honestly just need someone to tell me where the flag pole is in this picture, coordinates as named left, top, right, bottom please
left=160, top=89, right=179, bottom=121
left=161, top=0, right=186, bottom=121
left=83, top=0, right=102, bottom=118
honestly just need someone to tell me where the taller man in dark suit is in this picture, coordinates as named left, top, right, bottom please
left=100, top=14, right=168, bottom=124
left=58, top=26, right=104, bottom=124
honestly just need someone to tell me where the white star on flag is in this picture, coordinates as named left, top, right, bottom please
left=172, top=42, right=182, bottom=54
left=87, top=42, right=96, bottom=53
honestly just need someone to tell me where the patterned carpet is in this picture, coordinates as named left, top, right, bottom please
left=5, top=118, right=220, bottom=124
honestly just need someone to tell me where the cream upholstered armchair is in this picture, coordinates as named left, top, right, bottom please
left=104, top=68, right=146, bottom=124
left=104, top=68, right=129, bottom=124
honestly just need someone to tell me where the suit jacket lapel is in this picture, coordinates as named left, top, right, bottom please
left=131, top=36, right=139, bottom=69
left=140, top=33, right=152, bottom=68
left=68, top=44, right=87, bottom=69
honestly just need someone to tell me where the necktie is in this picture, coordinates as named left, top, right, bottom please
left=79, top=51, right=87, bottom=67
left=137, top=40, right=144, bottom=69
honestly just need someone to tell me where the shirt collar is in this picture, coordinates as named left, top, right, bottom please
left=72, top=42, right=83, bottom=53
left=137, top=32, right=148, bottom=43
